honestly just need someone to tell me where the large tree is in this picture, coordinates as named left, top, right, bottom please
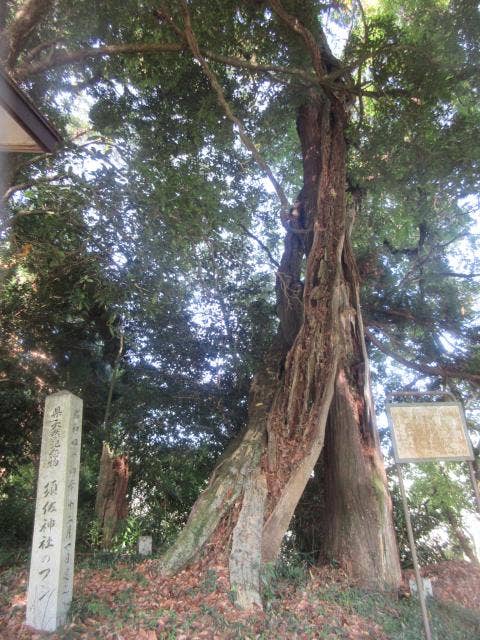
left=2, top=0, right=479, bottom=609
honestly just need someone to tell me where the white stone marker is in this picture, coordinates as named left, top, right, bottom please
left=409, top=576, right=433, bottom=598
left=26, top=390, right=83, bottom=632
left=138, top=535, right=152, bottom=556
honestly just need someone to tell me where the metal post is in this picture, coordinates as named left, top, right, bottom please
left=396, top=463, right=433, bottom=640
left=467, top=460, right=480, bottom=514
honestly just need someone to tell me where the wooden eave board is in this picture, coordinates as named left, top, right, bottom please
left=0, top=103, right=44, bottom=152
left=0, top=69, right=62, bottom=153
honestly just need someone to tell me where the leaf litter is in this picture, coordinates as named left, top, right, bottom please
left=1, top=559, right=479, bottom=639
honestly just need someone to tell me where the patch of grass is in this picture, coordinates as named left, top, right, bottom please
left=76, top=551, right=123, bottom=570
left=261, top=556, right=308, bottom=606
left=70, top=591, right=172, bottom=631
left=319, top=584, right=480, bottom=639
left=0, top=563, right=29, bottom=612
left=185, top=568, right=219, bottom=598
left=77, top=551, right=146, bottom=571
left=111, top=564, right=149, bottom=586
left=4, top=549, right=474, bottom=640
left=0, top=546, right=28, bottom=569
left=158, top=632, right=179, bottom=640
left=70, top=594, right=114, bottom=620
left=115, top=586, right=134, bottom=604
left=200, top=568, right=218, bottom=593
left=199, top=603, right=227, bottom=628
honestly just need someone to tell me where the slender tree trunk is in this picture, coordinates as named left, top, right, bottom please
left=0, top=154, right=22, bottom=236
left=445, top=510, right=479, bottom=565
left=95, top=442, right=129, bottom=548
left=161, top=91, right=401, bottom=606
left=94, top=326, right=126, bottom=547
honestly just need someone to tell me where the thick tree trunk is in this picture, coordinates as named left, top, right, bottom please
left=160, top=91, right=401, bottom=605
left=293, top=231, right=401, bottom=588
left=318, top=375, right=401, bottom=585
left=95, top=442, right=129, bottom=548
left=315, top=230, right=400, bottom=586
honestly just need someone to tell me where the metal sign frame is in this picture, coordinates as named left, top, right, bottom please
left=386, top=390, right=480, bottom=640
left=387, top=400, right=474, bottom=464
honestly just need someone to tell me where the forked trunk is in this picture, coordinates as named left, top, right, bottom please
left=161, top=92, right=401, bottom=606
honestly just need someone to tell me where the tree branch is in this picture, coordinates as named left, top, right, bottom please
left=14, top=38, right=323, bottom=89
left=354, top=0, right=368, bottom=130
left=1, top=0, right=54, bottom=69
left=269, top=0, right=339, bottom=77
left=154, top=6, right=186, bottom=41
left=178, top=0, right=291, bottom=218
left=238, top=223, right=280, bottom=269
left=365, top=328, right=480, bottom=385
left=365, top=312, right=461, bottom=346
left=103, top=329, right=124, bottom=440
left=20, top=36, right=64, bottom=65
left=0, top=0, right=12, bottom=32
left=3, top=172, right=66, bottom=201
left=373, top=308, right=416, bottom=322
left=13, top=41, right=185, bottom=79
left=431, top=271, right=480, bottom=280
left=2, top=132, right=118, bottom=201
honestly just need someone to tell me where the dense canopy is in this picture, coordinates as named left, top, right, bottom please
left=1, top=0, right=479, bottom=611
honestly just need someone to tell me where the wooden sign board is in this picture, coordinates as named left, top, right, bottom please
left=387, top=402, right=474, bottom=463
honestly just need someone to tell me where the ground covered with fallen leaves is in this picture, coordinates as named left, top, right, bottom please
left=1, top=556, right=479, bottom=639
left=418, top=560, right=480, bottom=611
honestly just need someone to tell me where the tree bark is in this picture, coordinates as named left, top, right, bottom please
left=445, top=510, right=479, bottom=565
left=318, top=226, right=401, bottom=585
left=293, top=229, right=401, bottom=588
left=314, top=375, right=401, bottom=586
left=95, top=442, right=129, bottom=548
left=160, top=89, right=401, bottom=606
left=0, top=0, right=54, bottom=69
